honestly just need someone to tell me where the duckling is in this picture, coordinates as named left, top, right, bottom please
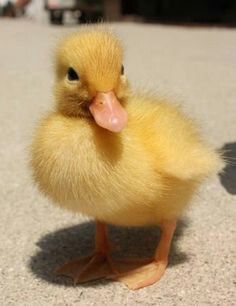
left=30, top=27, right=223, bottom=290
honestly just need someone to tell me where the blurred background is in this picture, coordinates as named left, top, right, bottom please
left=0, top=0, right=236, bottom=26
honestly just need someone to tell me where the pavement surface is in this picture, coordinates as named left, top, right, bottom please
left=0, top=19, right=235, bottom=305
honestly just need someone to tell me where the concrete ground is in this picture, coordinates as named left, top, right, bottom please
left=0, top=19, right=235, bottom=305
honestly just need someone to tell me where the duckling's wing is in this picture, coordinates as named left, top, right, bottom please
left=129, top=95, right=223, bottom=180
left=151, top=102, right=223, bottom=180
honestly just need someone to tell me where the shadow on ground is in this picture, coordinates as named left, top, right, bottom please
left=29, top=219, right=189, bottom=287
left=219, top=142, right=236, bottom=195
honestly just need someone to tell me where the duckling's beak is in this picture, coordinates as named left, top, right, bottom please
left=89, top=91, right=128, bottom=133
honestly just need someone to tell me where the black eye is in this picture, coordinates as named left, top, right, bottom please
left=67, top=67, right=79, bottom=81
left=121, top=65, right=124, bottom=75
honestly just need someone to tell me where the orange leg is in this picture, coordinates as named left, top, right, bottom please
left=111, top=219, right=177, bottom=290
left=56, top=220, right=177, bottom=289
left=56, top=221, right=118, bottom=283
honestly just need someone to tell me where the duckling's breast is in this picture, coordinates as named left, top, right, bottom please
left=31, top=112, right=193, bottom=226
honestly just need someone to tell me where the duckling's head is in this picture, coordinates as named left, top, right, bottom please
left=54, top=28, right=130, bottom=132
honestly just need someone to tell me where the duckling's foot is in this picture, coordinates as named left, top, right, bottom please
left=55, top=221, right=122, bottom=284
left=109, top=259, right=167, bottom=290
left=110, top=219, right=177, bottom=290
left=55, top=251, right=119, bottom=284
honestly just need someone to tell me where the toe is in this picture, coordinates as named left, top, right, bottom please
left=55, top=256, right=92, bottom=279
left=111, top=261, right=167, bottom=290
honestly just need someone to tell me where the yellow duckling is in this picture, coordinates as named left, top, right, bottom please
left=30, top=27, right=223, bottom=290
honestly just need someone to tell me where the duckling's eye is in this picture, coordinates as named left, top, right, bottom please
left=67, top=67, right=79, bottom=81
left=121, top=65, right=124, bottom=75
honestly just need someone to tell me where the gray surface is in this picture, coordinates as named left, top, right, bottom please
left=0, top=19, right=235, bottom=305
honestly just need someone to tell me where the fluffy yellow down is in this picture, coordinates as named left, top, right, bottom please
left=30, top=28, right=223, bottom=227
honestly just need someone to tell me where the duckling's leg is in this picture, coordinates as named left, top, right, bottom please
left=55, top=221, right=119, bottom=283
left=111, top=219, right=177, bottom=290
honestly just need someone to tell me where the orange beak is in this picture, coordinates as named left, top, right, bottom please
left=89, top=91, right=128, bottom=132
